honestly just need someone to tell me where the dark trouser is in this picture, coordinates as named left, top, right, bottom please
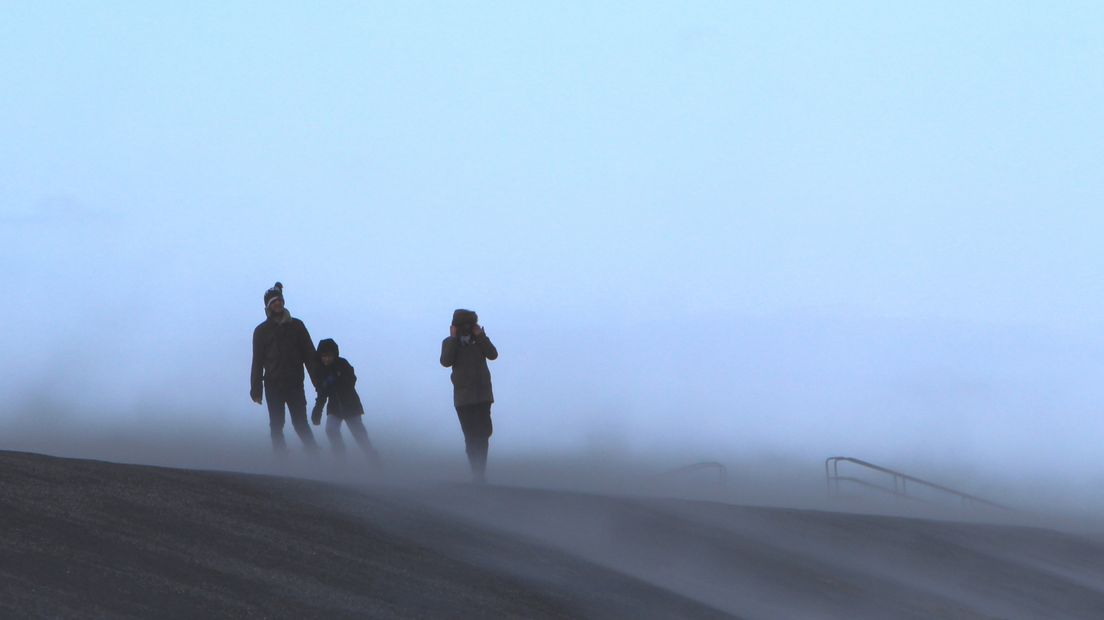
left=456, top=402, right=492, bottom=481
left=325, top=415, right=380, bottom=463
left=265, top=382, right=317, bottom=453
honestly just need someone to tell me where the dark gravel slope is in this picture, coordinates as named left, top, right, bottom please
left=424, top=484, right=1104, bottom=619
left=0, top=451, right=732, bottom=619
left=7, top=449, right=1102, bottom=619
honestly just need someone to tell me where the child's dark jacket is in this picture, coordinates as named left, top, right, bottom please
left=313, top=357, right=365, bottom=419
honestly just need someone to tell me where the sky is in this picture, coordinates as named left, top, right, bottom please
left=1, top=3, right=1102, bottom=491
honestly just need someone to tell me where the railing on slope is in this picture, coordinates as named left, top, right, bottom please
left=663, top=461, right=729, bottom=488
left=825, top=456, right=1009, bottom=511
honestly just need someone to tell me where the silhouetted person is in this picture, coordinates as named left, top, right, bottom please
left=250, top=282, right=319, bottom=454
left=311, top=338, right=381, bottom=465
left=440, top=309, right=498, bottom=483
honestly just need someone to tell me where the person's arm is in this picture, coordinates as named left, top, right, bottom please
left=311, top=393, right=327, bottom=425
left=478, top=334, right=498, bottom=361
left=345, top=361, right=358, bottom=387
left=250, top=327, right=264, bottom=403
left=472, top=325, right=498, bottom=360
left=440, top=336, right=459, bottom=367
left=299, top=322, right=320, bottom=388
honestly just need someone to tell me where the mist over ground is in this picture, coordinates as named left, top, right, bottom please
left=3, top=3, right=1103, bottom=532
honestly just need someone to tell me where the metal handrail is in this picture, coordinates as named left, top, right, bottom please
left=825, top=456, right=1009, bottom=511
left=663, top=461, right=729, bottom=488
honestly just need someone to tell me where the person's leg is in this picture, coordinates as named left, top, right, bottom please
left=325, top=415, right=346, bottom=455
left=457, top=404, right=492, bottom=482
left=344, top=415, right=381, bottom=465
left=471, top=403, right=492, bottom=481
left=264, top=384, right=288, bottom=453
left=286, top=385, right=318, bottom=453
left=466, top=438, right=488, bottom=482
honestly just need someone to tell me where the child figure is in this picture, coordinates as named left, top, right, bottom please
left=311, top=338, right=381, bottom=465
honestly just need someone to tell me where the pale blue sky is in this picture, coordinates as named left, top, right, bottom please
left=2, top=3, right=1102, bottom=475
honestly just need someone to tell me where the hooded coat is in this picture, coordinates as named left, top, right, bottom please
left=250, top=308, right=317, bottom=400
left=440, top=310, right=498, bottom=408
left=313, top=339, right=365, bottom=419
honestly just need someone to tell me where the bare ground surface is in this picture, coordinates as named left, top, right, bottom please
left=0, top=451, right=731, bottom=619
left=420, top=485, right=1104, bottom=619
left=3, top=450, right=1104, bottom=619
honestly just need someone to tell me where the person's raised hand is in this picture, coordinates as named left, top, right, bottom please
left=472, top=324, right=484, bottom=337
left=450, top=325, right=458, bottom=338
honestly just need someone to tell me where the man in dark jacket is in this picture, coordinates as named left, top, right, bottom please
left=440, top=309, right=498, bottom=483
left=250, top=282, right=319, bottom=453
left=311, top=338, right=381, bottom=465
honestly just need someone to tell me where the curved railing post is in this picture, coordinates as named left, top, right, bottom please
left=823, top=456, right=1009, bottom=511
left=663, top=461, right=729, bottom=489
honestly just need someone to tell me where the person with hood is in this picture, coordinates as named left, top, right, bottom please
left=311, top=338, right=381, bottom=465
left=250, top=282, right=320, bottom=453
left=440, top=309, right=498, bottom=483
